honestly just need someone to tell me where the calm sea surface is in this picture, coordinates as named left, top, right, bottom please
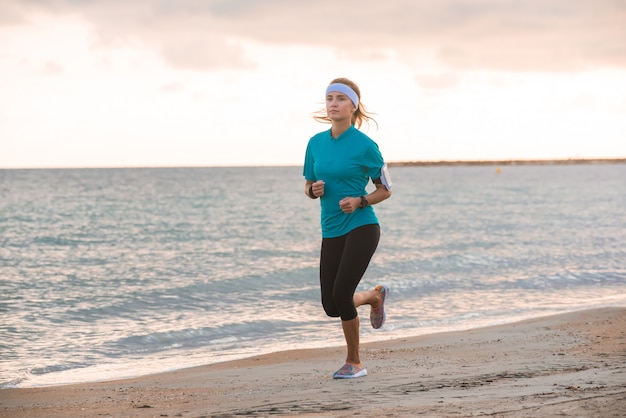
left=1, top=164, right=625, bottom=388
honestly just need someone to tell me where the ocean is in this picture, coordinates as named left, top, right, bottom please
left=1, top=164, right=625, bottom=388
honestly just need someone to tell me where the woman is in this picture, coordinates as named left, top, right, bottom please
left=303, top=78, right=392, bottom=379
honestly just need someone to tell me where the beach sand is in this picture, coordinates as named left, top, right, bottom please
left=1, top=307, right=624, bottom=417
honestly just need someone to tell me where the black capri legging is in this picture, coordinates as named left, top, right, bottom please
left=319, top=224, right=380, bottom=321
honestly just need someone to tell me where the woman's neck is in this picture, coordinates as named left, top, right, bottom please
left=331, top=120, right=352, bottom=138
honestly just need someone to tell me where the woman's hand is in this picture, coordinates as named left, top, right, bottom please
left=305, top=180, right=325, bottom=199
left=339, top=197, right=360, bottom=213
left=311, top=180, right=325, bottom=197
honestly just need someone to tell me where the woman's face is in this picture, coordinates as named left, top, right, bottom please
left=326, top=91, right=356, bottom=122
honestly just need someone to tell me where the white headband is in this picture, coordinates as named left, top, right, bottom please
left=326, top=83, right=359, bottom=108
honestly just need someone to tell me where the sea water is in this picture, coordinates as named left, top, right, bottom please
left=1, top=164, right=625, bottom=388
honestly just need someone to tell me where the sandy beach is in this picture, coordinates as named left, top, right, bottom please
left=1, top=307, right=624, bottom=417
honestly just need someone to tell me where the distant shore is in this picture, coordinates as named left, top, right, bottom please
left=387, top=157, right=626, bottom=167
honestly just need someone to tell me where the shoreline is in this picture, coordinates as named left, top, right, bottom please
left=2, top=307, right=624, bottom=417
left=4, top=306, right=620, bottom=390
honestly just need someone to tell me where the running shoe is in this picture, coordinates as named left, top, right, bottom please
left=370, top=284, right=389, bottom=329
left=332, top=363, right=368, bottom=379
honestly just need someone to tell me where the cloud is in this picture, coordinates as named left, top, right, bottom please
left=0, top=2, right=27, bottom=25
left=41, top=59, right=63, bottom=75
left=4, top=0, right=626, bottom=71
left=415, top=73, right=459, bottom=91
left=160, top=81, right=185, bottom=93
left=159, top=37, right=252, bottom=71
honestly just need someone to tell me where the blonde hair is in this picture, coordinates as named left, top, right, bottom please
left=313, top=77, right=378, bottom=130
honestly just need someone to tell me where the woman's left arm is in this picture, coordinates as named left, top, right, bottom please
left=364, top=182, right=392, bottom=206
left=339, top=182, right=391, bottom=213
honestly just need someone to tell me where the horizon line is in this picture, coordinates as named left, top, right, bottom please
left=1, top=157, right=625, bottom=170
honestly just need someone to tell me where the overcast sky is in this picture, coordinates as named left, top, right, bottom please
left=1, top=0, right=625, bottom=168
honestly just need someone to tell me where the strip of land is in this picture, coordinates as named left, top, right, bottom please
left=388, top=158, right=626, bottom=167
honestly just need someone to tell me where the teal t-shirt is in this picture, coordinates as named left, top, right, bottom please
left=303, top=126, right=385, bottom=238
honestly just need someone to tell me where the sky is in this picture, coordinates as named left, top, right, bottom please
left=1, top=0, right=625, bottom=168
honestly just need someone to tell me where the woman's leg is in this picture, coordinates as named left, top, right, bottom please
left=319, top=225, right=381, bottom=318
left=319, top=236, right=345, bottom=318
left=342, top=316, right=361, bottom=364
left=353, top=288, right=383, bottom=309
left=333, top=224, right=380, bottom=365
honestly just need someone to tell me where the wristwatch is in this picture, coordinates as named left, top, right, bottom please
left=359, top=196, right=368, bottom=209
